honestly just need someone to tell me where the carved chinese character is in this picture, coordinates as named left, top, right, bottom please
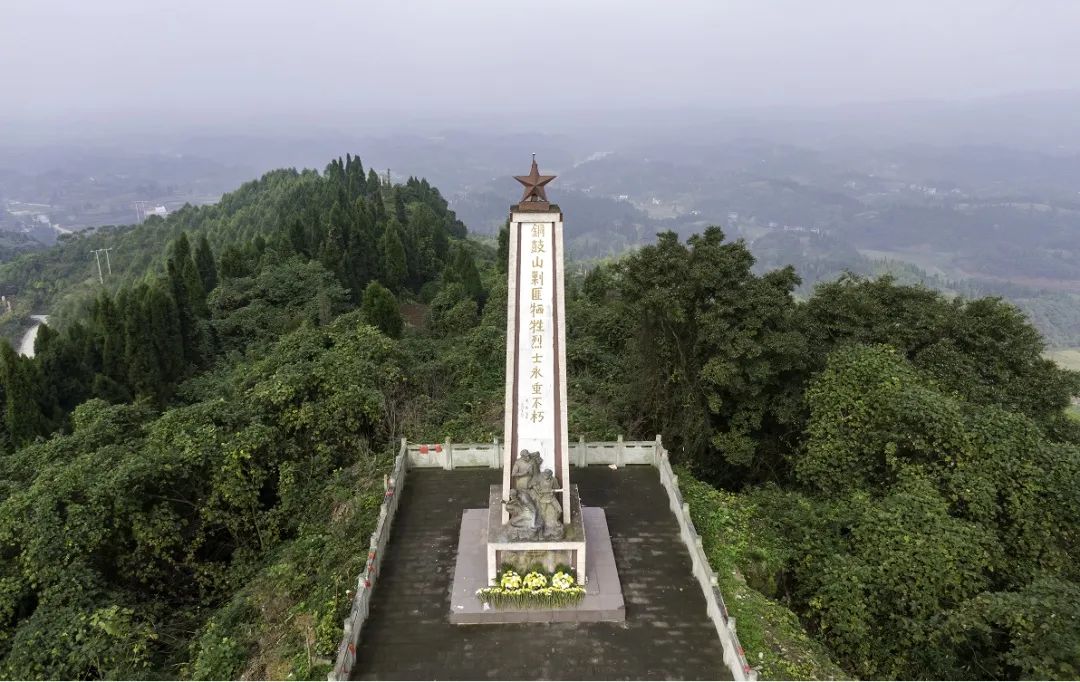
left=532, top=256, right=544, bottom=268
left=530, top=302, right=544, bottom=316
left=532, top=382, right=542, bottom=395
left=529, top=410, right=545, bottom=423
left=531, top=366, right=542, bottom=379
left=529, top=319, right=544, bottom=333
left=531, top=240, right=545, bottom=254
left=531, top=334, right=542, bottom=349
left=531, top=271, right=544, bottom=286
left=531, top=224, right=544, bottom=238
left=531, top=287, right=542, bottom=301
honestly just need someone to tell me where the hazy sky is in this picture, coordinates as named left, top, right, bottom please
left=3, top=0, right=1079, bottom=132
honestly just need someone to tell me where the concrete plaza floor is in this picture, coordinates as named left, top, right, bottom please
left=351, top=466, right=733, bottom=680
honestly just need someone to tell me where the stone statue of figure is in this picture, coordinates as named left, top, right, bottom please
left=504, top=489, right=538, bottom=540
left=511, top=450, right=538, bottom=493
left=534, top=469, right=564, bottom=540
left=509, top=451, right=541, bottom=533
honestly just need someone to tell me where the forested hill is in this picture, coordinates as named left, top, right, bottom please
left=0, top=155, right=494, bottom=678
left=1, top=154, right=1079, bottom=680
left=0, top=156, right=466, bottom=341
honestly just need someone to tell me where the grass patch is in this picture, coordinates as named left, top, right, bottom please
left=678, top=470, right=848, bottom=681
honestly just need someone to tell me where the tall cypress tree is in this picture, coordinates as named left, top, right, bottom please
left=287, top=219, right=308, bottom=257
left=379, top=224, right=408, bottom=292
left=497, top=221, right=510, bottom=274
left=169, top=233, right=208, bottom=318
left=194, top=235, right=218, bottom=294
left=366, top=168, right=382, bottom=196
left=123, top=285, right=161, bottom=398
left=404, top=204, right=440, bottom=289
left=393, top=191, right=408, bottom=225
left=347, top=198, right=379, bottom=297
left=99, top=291, right=127, bottom=384
left=346, top=154, right=366, bottom=199
left=448, top=245, right=485, bottom=305
left=167, top=253, right=204, bottom=369
left=34, top=323, right=90, bottom=419
left=147, top=283, right=184, bottom=386
left=1, top=341, right=45, bottom=446
left=321, top=201, right=349, bottom=286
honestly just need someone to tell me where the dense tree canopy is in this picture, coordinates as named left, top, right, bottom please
left=564, top=231, right=1080, bottom=679
left=0, top=153, right=1076, bottom=680
left=0, top=155, right=474, bottom=678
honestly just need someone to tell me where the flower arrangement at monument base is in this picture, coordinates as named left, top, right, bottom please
left=476, top=569, right=585, bottom=609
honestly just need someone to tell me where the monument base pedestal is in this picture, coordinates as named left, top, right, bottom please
left=448, top=502, right=625, bottom=624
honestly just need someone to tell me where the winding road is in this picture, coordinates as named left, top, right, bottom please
left=17, top=315, right=49, bottom=357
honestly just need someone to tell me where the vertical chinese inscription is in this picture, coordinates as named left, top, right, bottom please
left=529, top=223, right=545, bottom=424
left=516, top=221, right=556, bottom=474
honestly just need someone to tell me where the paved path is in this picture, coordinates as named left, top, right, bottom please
left=352, top=466, right=732, bottom=680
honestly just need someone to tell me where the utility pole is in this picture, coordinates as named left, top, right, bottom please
left=91, top=247, right=114, bottom=284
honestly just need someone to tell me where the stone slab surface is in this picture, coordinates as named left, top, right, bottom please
left=450, top=506, right=624, bottom=624
left=350, top=467, right=733, bottom=681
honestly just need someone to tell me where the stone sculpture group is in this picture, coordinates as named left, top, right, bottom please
left=505, top=450, right=564, bottom=540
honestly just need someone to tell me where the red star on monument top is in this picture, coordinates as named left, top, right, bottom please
left=514, top=154, right=556, bottom=205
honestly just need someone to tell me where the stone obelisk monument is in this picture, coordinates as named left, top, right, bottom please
left=501, top=155, right=571, bottom=525
left=447, top=157, right=623, bottom=623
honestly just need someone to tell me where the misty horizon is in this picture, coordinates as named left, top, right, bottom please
left=4, top=0, right=1080, bottom=138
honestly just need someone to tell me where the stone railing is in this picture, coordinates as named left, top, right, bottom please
left=655, top=443, right=758, bottom=681
left=330, top=435, right=755, bottom=682
left=328, top=440, right=408, bottom=681
left=404, top=434, right=661, bottom=469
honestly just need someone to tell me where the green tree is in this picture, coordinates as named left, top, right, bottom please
left=804, top=275, right=1080, bottom=427
left=0, top=341, right=45, bottom=446
left=194, top=234, right=219, bottom=293
left=94, top=293, right=126, bottom=385
left=146, top=283, right=184, bottom=385
left=497, top=221, right=509, bottom=274
left=169, top=233, right=208, bottom=317
left=122, top=285, right=163, bottom=398
left=445, top=244, right=485, bottom=305
left=361, top=281, right=404, bottom=338
left=428, top=282, right=479, bottom=336
left=218, top=243, right=253, bottom=279
left=941, top=577, right=1080, bottom=679
left=168, top=233, right=208, bottom=367
left=796, top=472, right=995, bottom=679
left=379, top=224, right=408, bottom=292
left=617, top=228, right=805, bottom=484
